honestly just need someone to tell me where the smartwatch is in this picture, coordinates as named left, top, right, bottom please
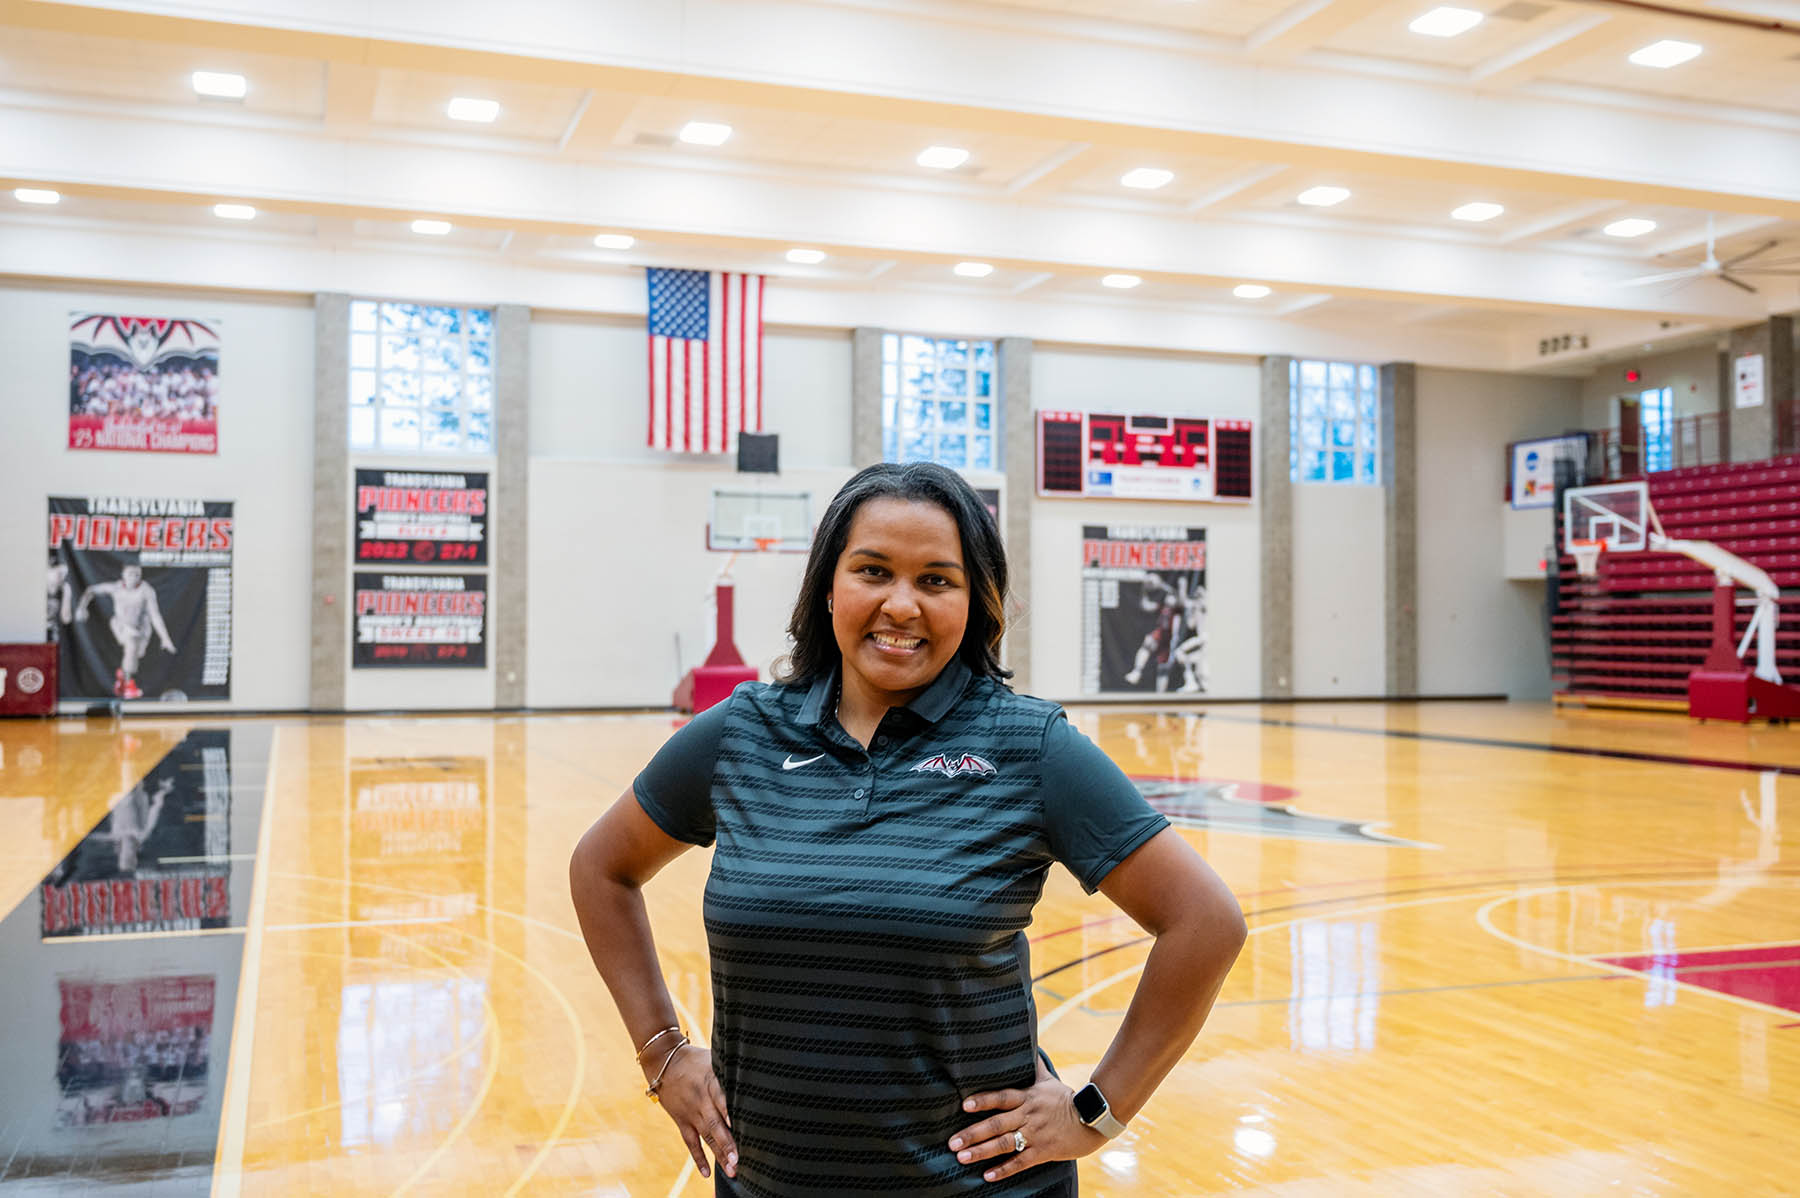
left=1071, top=1082, right=1127, bottom=1138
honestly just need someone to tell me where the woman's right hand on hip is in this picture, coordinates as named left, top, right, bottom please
left=649, top=1045, right=737, bottom=1180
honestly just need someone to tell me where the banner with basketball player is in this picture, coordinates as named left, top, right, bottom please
left=69, top=313, right=220, bottom=454
left=354, top=469, right=488, bottom=566
left=1080, top=525, right=1207, bottom=695
left=47, top=497, right=234, bottom=702
left=352, top=572, right=487, bottom=668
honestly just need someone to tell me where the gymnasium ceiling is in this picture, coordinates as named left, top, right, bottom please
left=1, top=0, right=1797, bottom=372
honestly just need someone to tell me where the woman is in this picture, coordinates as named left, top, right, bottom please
left=570, top=463, right=1245, bottom=1196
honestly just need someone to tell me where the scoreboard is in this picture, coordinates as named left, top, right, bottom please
left=1037, top=411, right=1253, bottom=502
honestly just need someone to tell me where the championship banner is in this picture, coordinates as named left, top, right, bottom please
left=1081, top=525, right=1207, bottom=695
left=69, top=314, right=219, bottom=454
left=48, top=497, right=233, bottom=702
left=57, top=975, right=215, bottom=1126
left=40, top=729, right=233, bottom=938
left=354, top=469, right=488, bottom=566
left=353, top=572, right=487, bottom=668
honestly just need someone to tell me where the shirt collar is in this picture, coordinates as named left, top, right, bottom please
left=797, top=657, right=973, bottom=728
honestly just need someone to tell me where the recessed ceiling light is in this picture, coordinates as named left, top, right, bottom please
left=1603, top=217, right=1657, bottom=238
left=1296, top=185, right=1351, bottom=207
left=1629, top=39, right=1701, bottom=68
left=917, top=145, right=970, bottom=170
left=678, top=121, right=733, bottom=146
left=786, top=248, right=826, bottom=264
left=1409, top=6, right=1484, bottom=37
left=1101, top=273, right=1142, bottom=289
left=1451, top=201, right=1505, bottom=222
left=1233, top=283, right=1272, bottom=299
left=953, top=261, right=994, bottom=278
left=447, top=97, right=500, bottom=123
left=13, top=187, right=60, bottom=205
left=1120, top=167, right=1174, bottom=190
left=191, top=71, right=247, bottom=99
left=213, top=203, right=256, bottom=220
left=592, top=233, right=635, bottom=250
left=411, top=219, right=452, bottom=236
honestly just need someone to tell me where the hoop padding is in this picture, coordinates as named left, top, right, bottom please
left=1570, top=539, right=1603, bottom=578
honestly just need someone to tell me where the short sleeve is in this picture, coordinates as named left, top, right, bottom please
left=1040, top=713, right=1170, bottom=893
left=633, top=697, right=730, bottom=846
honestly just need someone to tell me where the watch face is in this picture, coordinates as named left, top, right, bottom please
left=1072, top=1083, right=1108, bottom=1124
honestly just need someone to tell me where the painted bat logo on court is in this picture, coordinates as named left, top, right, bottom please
left=911, top=753, right=998, bottom=779
left=1133, top=778, right=1436, bottom=849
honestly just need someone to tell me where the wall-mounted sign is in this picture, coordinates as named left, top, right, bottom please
left=352, top=572, right=486, bottom=668
left=1735, top=354, right=1765, bottom=409
left=1508, top=433, right=1590, bottom=509
left=354, top=469, right=488, bottom=565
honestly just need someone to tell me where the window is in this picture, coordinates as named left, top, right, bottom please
left=882, top=334, right=997, bottom=471
left=1640, top=386, right=1673, bottom=473
left=1289, top=360, right=1379, bottom=485
left=349, top=301, right=494, bottom=455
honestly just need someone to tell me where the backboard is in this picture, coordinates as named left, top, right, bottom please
left=708, top=488, right=813, bottom=552
left=1563, top=481, right=1650, bottom=554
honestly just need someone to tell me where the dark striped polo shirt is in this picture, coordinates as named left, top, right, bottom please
left=635, top=659, right=1168, bottom=1196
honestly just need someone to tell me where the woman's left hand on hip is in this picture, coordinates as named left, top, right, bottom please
left=947, top=1070, right=1107, bottom=1183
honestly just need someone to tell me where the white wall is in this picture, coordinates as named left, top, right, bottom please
left=1416, top=366, right=1584, bottom=699
left=0, top=282, right=315, bottom=711
left=1292, top=484, right=1386, bottom=695
left=1026, top=345, right=1262, bottom=699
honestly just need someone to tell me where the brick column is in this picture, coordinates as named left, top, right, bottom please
left=309, top=293, right=349, bottom=710
left=493, top=303, right=530, bottom=708
left=851, top=327, right=884, bottom=468
left=999, top=337, right=1033, bottom=692
left=1381, top=362, right=1418, bottom=696
left=1258, top=356, right=1293, bottom=698
left=1728, top=317, right=1795, bottom=462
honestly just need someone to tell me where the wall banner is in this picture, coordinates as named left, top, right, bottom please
left=354, top=469, right=488, bottom=566
left=69, top=314, right=219, bottom=454
left=1081, top=525, right=1207, bottom=696
left=57, top=975, right=215, bottom=1126
left=48, top=497, right=233, bottom=701
left=353, top=572, right=487, bottom=668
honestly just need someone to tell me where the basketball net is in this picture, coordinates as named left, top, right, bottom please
left=1570, top=538, right=1604, bottom=578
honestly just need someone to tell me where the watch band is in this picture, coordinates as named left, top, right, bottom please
left=1074, top=1082, right=1128, bottom=1139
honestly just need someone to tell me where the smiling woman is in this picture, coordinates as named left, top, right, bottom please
left=569, top=462, right=1247, bottom=1197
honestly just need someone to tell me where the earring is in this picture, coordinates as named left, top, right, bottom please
left=827, top=596, right=834, bottom=613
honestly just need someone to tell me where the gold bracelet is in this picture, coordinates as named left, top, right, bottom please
left=644, top=1036, right=690, bottom=1103
left=634, top=1025, right=683, bottom=1061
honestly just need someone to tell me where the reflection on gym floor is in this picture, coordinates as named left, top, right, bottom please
left=0, top=704, right=1796, bottom=1195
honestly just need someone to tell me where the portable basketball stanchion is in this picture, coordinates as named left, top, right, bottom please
left=1565, top=483, right=1800, bottom=723
left=670, top=538, right=772, bottom=715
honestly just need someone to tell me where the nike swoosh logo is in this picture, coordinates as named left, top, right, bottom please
left=782, top=753, right=826, bottom=771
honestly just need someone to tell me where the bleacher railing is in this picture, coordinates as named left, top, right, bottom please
left=1584, top=401, right=1800, bottom=482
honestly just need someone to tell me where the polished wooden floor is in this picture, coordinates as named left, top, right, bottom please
left=1, top=701, right=1796, bottom=1195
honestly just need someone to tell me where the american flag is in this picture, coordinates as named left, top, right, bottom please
left=646, top=268, right=764, bottom=453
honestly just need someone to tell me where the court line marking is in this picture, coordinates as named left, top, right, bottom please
left=250, top=895, right=498, bottom=1130
left=1613, top=935, right=1800, bottom=957
left=265, top=915, right=455, bottom=932
left=1475, top=878, right=1800, bottom=1023
left=1197, top=710, right=1800, bottom=776
left=1038, top=886, right=1529, bottom=1034
left=211, top=726, right=281, bottom=1198
left=269, top=869, right=601, bottom=1198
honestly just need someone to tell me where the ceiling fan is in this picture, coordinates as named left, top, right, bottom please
left=1619, top=214, right=1800, bottom=293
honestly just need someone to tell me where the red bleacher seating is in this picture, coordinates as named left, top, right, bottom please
left=1552, top=455, right=1800, bottom=706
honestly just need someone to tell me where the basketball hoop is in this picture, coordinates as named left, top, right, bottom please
left=1570, top=538, right=1604, bottom=578
left=752, top=537, right=780, bottom=554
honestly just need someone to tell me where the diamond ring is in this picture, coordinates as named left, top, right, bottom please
left=1013, top=1130, right=1027, bottom=1153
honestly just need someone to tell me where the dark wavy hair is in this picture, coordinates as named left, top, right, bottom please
left=775, top=463, right=1011, bottom=685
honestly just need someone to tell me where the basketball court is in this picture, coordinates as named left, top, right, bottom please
left=2, top=700, right=1793, bottom=1195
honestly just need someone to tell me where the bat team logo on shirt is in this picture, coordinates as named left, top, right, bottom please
left=910, top=752, right=997, bottom=779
